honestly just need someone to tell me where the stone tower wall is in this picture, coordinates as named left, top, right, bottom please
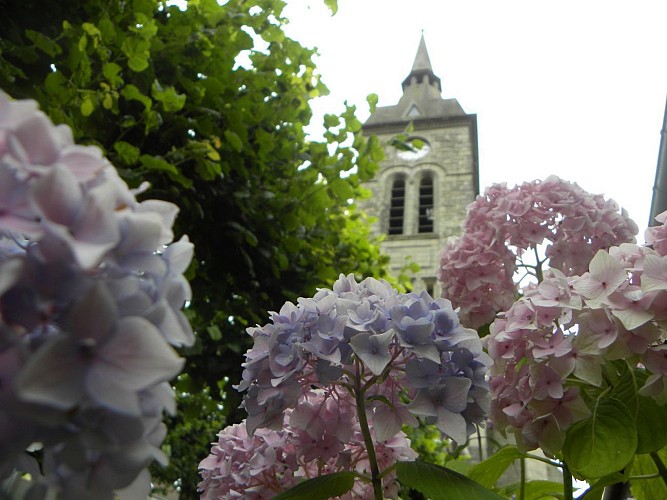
left=360, top=116, right=478, bottom=295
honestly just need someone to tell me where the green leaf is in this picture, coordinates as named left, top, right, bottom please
left=25, top=29, right=62, bottom=57
left=323, top=113, right=340, bottom=128
left=502, top=480, right=565, bottom=500
left=151, top=80, right=187, bottom=112
left=103, top=62, right=123, bottom=87
left=272, top=472, right=355, bottom=500
left=140, top=154, right=192, bottom=188
left=228, top=221, right=258, bottom=247
left=224, top=130, right=243, bottom=152
left=323, top=0, right=338, bottom=15
left=523, top=480, right=564, bottom=500
left=563, top=397, right=637, bottom=479
left=206, top=325, right=222, bottom=341
left=121, top=37, right=151, bottom=72
left=630, top=448, right=667, bottom=500
left=81, top=22, right=101, bottom=38
left=80, top=95, right=94, bottom=116
left=113, top=141, right=140, bottom=165
left=468, top=446, right=524, bottom=488
left=121, top=84, right=152, bottom=109
left=636, top=395, right=667, bottom=454
left=328, top=179, right=354, bottom=201
left=580, top=472, right=628, bottom=499
left=397, top=461, right=505, bottom=499
left=366, top=93, right=378, bottom=113
left=44, top=71, right=69, bottom=101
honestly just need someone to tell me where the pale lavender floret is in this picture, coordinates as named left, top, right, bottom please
left=0, top=92, right=193, bottom=498
left=239, top=272, right=490, bottom=449
left=349, top=329, right=395, bottom=375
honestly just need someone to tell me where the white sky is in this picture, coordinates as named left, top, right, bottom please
left=283, top=0, right=667, bottom=240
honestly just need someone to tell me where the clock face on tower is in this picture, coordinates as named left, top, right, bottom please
left=396, top=137, right=431, bottom=161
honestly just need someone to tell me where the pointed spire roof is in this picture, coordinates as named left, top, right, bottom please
left=401, top=34, right=441, bottom=94
left=363, top=33, right=468, bottom=128
left=410, top=33, right=434, bottom=73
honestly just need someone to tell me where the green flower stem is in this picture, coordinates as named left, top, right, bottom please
left=355, top=360, right=383, bottom=500
left=628, top=473, right=662, bottom=480
left=650, top=452, right=667, bottom=488
left=523, top=453, right=562, bottom=468
left=563, top=461, right=574, bottom=500
left=519, top=457, right=526, bottom=500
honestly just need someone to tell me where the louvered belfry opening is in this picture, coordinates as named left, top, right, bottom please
left=388, top=176, right=406, bottom=235
left=419, top=175, right=434, bottom=233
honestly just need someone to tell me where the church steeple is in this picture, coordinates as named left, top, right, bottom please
left=401, top=34, right=442, bottom=95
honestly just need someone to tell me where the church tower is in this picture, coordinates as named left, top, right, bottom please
left=361, top=35, right=479, bottom=294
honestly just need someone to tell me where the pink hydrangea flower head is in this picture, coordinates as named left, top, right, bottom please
left=439, top=176, right=637, bottom=328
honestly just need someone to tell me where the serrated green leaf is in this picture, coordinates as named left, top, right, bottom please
left=397, top=461, right=505, bottom=499
left=563, top=397, right=636, bottom=479
left=468, top=446, right=524, bottom=488
left=273, top=472, right=355, bottom=500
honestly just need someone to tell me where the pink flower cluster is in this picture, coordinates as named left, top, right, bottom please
left=198, top=390, right=417, bottom=499
left=439, top=176, right=638, bottom=328
left=487, top=214, right=667, bottom=452
left=0, top=92, right=193, bottom=498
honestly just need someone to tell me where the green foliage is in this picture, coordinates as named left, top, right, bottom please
left=396, top=461, right=505, bottom=500
left=501, top=480, right=564, bottom=500
left=630, top=448, right=667, bottom=500
left=272, top=472, right=356, bottom=500
left=0, top=0, right=392, bottom=496
left=468, top=446, right=524, bottom=489
left=563, top=397, right=636, bottom=479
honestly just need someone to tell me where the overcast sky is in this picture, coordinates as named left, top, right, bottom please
left=283, top=0, right=667, bottom=241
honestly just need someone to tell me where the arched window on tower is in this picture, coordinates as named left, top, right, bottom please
left=418, top=175, right=434, bottom=233
left=388, top=175, right=406, bottom=235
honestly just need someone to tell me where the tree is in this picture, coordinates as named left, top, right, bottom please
left=0, top=0, right=392, bottom=495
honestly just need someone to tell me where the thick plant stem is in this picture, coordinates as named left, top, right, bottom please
left=563, top=462, right=573, bottom=500
left=519, top=458, right=526, bottom=500
left=355, top=363, right=383, bottom=500
left=650, top=452, right=667, bottom=488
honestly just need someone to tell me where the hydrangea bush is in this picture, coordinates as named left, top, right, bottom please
left=0, top=92, right=193, bottom=498
left=199, top=274, right=491, bottom=499
left=486, top=225, right=667, bottom=481
left=439, top=176, right=667, bottom=495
